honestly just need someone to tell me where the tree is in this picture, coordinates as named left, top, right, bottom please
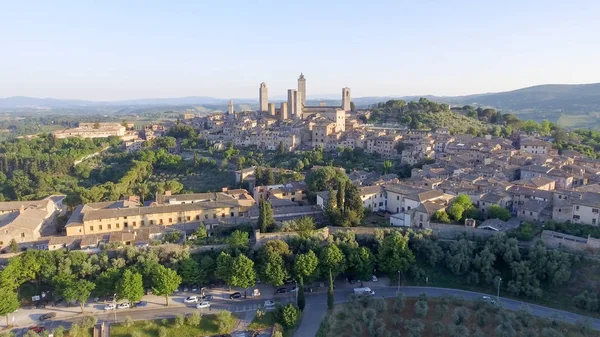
left=260, top=253, right=287, bottom=287
left=321, top=244, right=346, bottom=276
left=382, top=160, right=393, bottom=174
left=414, top=300, right=428, bottom=318
left=297, top=278, right=306, bottom=311
left=445, top=239, right=475, bottom=275
left=8, top=239, right=18, bottom=253
left=405, top=319, right=425, bottom=337
left=324, top=188, right=339, bottom=225
left=258, top=196, right=275, bottom=233
left=0, top=287, right=19, bottom=326
left=230, top=254, right=256, bottom=289
left=116, top=270, right=144, bottom=304
left=227, top=230, right=249, bottom=249
left=280, top=304, right=300, bottom=328
left=350, top=101, right=356, bottom=112
left=347, top=246, right=374, bottom=281
left=447, top=203, right=465, bottom=221
left=336, top=180, right=346, bottom=213
left=277, top=141, right=286, bottom=155
left=431, top=210, right=450, bottom=223
left=487, top=205, right=511, bottom=221
left=265, top=168, right=275, bottom=185
left=377, top=232, right=415, bottom=277
left=216, top=252, right=235, bottom=286
left=327, top=269, right=334, bottom=310
left=152, top=265, right=182, bottom=306
left=294, top=250, right=319, bottom=281
left=194, top=225, right=207, bottom=241
left=58, top=277, right=95, bottom=313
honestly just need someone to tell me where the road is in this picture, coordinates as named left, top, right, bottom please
left=10, top=285, right=600, bottom=337
left=293, top=286, right=600, bottom=337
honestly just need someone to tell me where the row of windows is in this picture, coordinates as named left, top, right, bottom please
left=88, top=212, right=241, bottom=232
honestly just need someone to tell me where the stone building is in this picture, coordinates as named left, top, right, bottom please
left=298, top=73, right=306, bottom=108
left=342, top=87, right=352, bottom=111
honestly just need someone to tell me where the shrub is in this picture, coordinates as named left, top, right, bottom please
left=572, top=290, right=599, bottom=312
left=435, top=303, right=448, bottom=319
left=449, top=325, right=469, bottom=337
left=374, top=299, right=388, bottom=313
left=414, top=300, right=428, bottom=318
left=452, top=307, right=469, bottom=325
left=158, top=326, right=168, bottom=337
left=432, top=321, right=445, bottom=337
left=81, top=315, right=97, bottom=329
left=362, top=308, right=376, bottom=324
left=187, top=312, right=201, bottom=326
left=280, top=304, right=300, bottom=329
left=418, top=293, right=428, bottom=302
left=131, top=331, right=143, bottom=337
left=52, top=326, right=65, bottom=337
left=217, top=310, right=234, bottom=333
left=475, top=308, right=487, bottom=327
left=395, top=293, right=406, bottom=313
left=174, top=315, right=185, bottom=327
left=404, top=319, right=424, bottom=337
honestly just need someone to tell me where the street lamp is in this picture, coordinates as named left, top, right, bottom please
left=497, top=277, right=502, bottom=302
left=113, top=293, right=117, bottom=323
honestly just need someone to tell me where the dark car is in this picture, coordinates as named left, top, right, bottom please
left=275, top=288, right=287, bottom=294
left=134, top=301, right=148, bottom=307
left=202, top=294, right=214, bottom=300
left=39, top=312, right=56, bottom=321
left=29, top=326, right=47, bottom=333
left=229, top=292, right=242, bottom=299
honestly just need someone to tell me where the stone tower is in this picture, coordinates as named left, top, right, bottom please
left=280, top=102, right=289, bottom=120
left=294, top=90, right=303, bottom=119
left=259, top=82, right=268, bottom=112
left=298, top=73, right=306, bottom=108
left=228, top=100, right=234, bottom=115
left=287, top=89, right=297, bottom=119
left=268, top=103, right=276, bottom=116
left=342, top=87, right=351, bottom=111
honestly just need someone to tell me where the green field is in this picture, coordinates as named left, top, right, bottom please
left=110, top=311, right=236, bottom=337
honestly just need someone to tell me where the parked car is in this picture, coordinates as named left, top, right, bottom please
left=191, top=286, right=198, bottom=292
left=482, top=296, right=497, bottom=304
left=196, top=301, right=211, bottom=309
left=29, top=326, right=46, bottom=333
left=372, top=275, right=378, bottom=282
left=289, top=287, right=298, bottom=293
left=275, top=288, right=287, bottom=294
left=184, top=296, right=199, bottom=303
left=39, top=312, right=56, bottom=321
left=104, top=303, right=116, bottom=310
left=134, top=301, right=148, bottom=308
left=202, top=294, right=214, bottom=300
left=229, top=292, right=242, bottom=299
left=263, top=300, right=275, bottom=308
left=117, top=302, right=130, bottom=309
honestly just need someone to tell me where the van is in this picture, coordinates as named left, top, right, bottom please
left=353, top=287, right=375, bottom=296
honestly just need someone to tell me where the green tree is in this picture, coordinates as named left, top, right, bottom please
left=377, top=232, right=415, bottom=277
left=116, top=270, right=144, bottom=304
left=487, top=205, right=511, bottom=221
left=280, top=304, right=300, bottom=328
left=8, top=239, right=18, bottom=253
left=327, top=269, right=334, bottom=310
left=347, top=246, right=374, bottom=281
left=336, top=180, right=346, bottom=213
left=260, top=253, right=287, bottom=287
left=324, top=188, right=339, bottom=225
left=431, top=210, right=450, bottom=223
left=414, top=300, right=428, bottom=318
left=447, top=203, right=465, bottom=221
left=152, top=265, right=182, bottom=306
left=57, top=277, right=96, bottom=313
left=0, top=287, right=19, bottom=326
left=445, top=239, right=475, bottom=275
left=227, top=230, right=249, bottom=249
left=216, top=252, right=234, bottom=285
left=230, top=254, right=256, bottom=289
left=297, top=277, right=306, bottom=311
left=265, top=168, right=275, bottom=185
left=382, top=160, right=393, bottom=174
left=194, top=225, right=207, bottom=241
left=321, top=244, right=346, bottom=276
left=277, top=141, right=286, bottom=155
left=294, top=250, right=319, bottom=281
left=258, top=196, right=275, bottom=233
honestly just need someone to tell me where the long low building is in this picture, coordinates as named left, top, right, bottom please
left=65, top=191, right=255, bottom=236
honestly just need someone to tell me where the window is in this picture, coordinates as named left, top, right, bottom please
left=419, top=214, right=423, bottom=221
left=573, top=215, right=581, bottom=220
left=169, top=218, right=173, bottom=223
left=141, top=221, right=145, bottom=226
left=530, top=212, right=533, bottom=216
left=124, top=222, right=128, bottom=228
left=397, top=196, right=399, bottom=200
left=124, top=216, right=127, bottom=219
left=593, top=209, right=599, bottom=214
left=205, top=214, right=209, bottom=219
left=187, top=216, right=191, bottom=221
left=178, top=217, right=182, bottom=222
left=78, top=228, right=82, bottom=233
left=213, top=214, right=217, bottom=219
left=133, top=221, right=137, bottom=226
left=593, top=219, right=597, bottom=225
left=407, top=206, right=411, bottom=210
left=159, top=219, right=163, bottom=224
left=196, top=215, right=200, bottom=220
left=89, top=226, right=94, bottom=231
left=99, top=225, right=103, bottom=230
left=230, top=212, right=234, bottom=217
left=522, top=211, right=525, bottom=214
left=222, top=213, right=225, bottom=218
left=116, top=223, right=120, bottom=228
left=108, top=224, right=112, bottom=229
left=558, top=209, right=561, bottom=213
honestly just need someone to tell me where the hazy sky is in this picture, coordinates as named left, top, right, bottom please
left=1, top=0, right=599, bottom=100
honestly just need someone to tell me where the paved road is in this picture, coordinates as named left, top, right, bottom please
left=293, top=286, right=600, bottom=337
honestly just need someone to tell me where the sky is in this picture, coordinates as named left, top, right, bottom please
left=1, top=0, right=600, bottom=101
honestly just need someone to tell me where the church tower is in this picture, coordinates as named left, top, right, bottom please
left=259, top=82, right=268, bottom=112
left=228, top=100, right=234, bottom=116
left=298, top=73, right=306, bottom=109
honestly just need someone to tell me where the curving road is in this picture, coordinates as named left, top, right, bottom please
left=294, top=286, right=600, bottom=337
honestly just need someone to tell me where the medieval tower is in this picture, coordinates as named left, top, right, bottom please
left=259, top=82, right=268, bottom=112
left=298, top=73, right=306, bottom=109
left=342, top=87, right=352, bottom=111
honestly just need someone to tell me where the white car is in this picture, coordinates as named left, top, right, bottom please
left=196, top=302, right=210, bottom=309
left=117, top=302, right=130, bottom=309
left=372, top=275, right=378, bottom=282
left=184, top=296, right=199, bottom=303
left=103, top=303, right=116, bottom=311
left=264, top=300, right=275, bottom=308
left=482, top=296, right=497, bottom=304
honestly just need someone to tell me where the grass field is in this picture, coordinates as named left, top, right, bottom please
left=318, top=295, right=598, bottom=337
left=557, top=113, right=600, bottom=129
left=110, top=311, right=236, bottom=337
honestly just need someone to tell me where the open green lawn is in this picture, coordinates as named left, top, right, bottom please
left=110, top=311, right=236, bottom=337
left=248, top=311, right=278, bottom=330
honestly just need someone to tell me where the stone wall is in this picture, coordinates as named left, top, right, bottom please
left=540, top=230, right=600, bottom=252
